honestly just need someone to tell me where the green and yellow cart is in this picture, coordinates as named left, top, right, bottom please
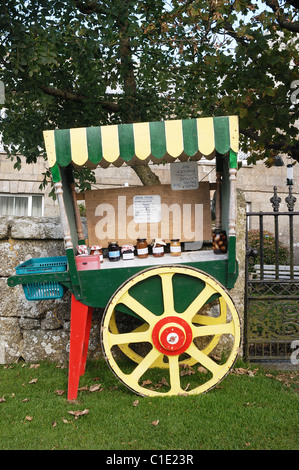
left=8, top=116, right=241, bottom=400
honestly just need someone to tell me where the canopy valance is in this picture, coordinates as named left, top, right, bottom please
left=43, top=116, right=238, bottom=181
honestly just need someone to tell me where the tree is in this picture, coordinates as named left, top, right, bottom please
left=159, top=0, right=299, bottom=166
left=0, top=0, right=298, bottom=189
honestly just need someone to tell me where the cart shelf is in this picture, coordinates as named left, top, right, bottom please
left=100, top=250, right=228, bottom=270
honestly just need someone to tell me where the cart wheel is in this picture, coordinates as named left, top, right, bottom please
left=101, top=266, right=241, bottom=396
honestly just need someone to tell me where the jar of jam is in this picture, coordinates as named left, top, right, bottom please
left=152, top=239, right=166, bottom=257
left=137, top=238, right=148, bottom=258
left=212, top=230, right=227, bottom=255
left=90, top=245, right=103, bottom=263
left=170, top=239, right=181, bottom=256
left=121, top=244, right=135, bottom=260
left=108, top=242, right=120, bottom=261
left=76, top=245, right=88, bottom=256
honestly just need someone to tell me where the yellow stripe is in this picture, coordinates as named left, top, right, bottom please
left=70, top=128, right=88, bottom=166
left=43, top=130, right=56, bottom=167
left=197, top=117, right=215, bottom=155
left=165, top=120, right=184, bottom=157
left=101, top=124, right=120, bottom=163
left=229, top=116, right=239, bottom=153
left=133, top=122, right=151, bottom=160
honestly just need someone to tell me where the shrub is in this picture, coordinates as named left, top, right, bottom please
left=247, top=229, right=290, bottom=271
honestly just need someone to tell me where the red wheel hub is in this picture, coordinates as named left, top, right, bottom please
left=152, top=316, right=193, bottom=356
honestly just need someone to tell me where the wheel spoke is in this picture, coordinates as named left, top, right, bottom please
left=168, top=355, right=183, bottom=393
left=191, top=321, right=235, bottom=339
left=129, top=348, right=161, bottom=383
left=119, top=292, right=156, bottom=325
left=187, top=343, right=222, bottom=376
left=182, top=284, right=216, bottom=322
left=193, top=296, right=228, bottom=325
left=160, top=272, right=175, bottom=314
left=109, top=329, right=151, bottom=347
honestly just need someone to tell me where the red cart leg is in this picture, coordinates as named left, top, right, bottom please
left=68, top=294, right=93, bottom=401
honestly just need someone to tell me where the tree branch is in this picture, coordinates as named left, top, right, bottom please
left=240, top=126, right=299, bottom=161
left=265, top=0, right=299, bottom=32
left=40, top=85, right=120, bottom=112
left=72, top=0, right=108, bottom=15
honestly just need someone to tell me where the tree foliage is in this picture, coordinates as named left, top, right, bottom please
left=0, top=0, right=298, bottom=187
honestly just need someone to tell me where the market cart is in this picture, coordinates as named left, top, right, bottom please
left=7, top=116, right=241, bottom=400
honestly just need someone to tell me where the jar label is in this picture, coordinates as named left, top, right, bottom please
left=109, top=250, right=120, bottom=258
left=153, top=246, right=164, bottom=254
left=123, top=252, right=134, bottom=260
left=170, top=246, right=181, bottom=253
left=137, top=247, right=148, bottom=255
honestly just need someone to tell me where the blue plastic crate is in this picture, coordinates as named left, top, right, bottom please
left=15, top=256, right=68, bottom=301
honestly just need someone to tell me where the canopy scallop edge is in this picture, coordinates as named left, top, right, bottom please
left=43, top=116, right=238, bottom=180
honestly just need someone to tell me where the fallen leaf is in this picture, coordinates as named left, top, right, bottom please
left=22, top=398, right=29, bottom=402
left=160, top=377, right=169, bottom=386
left=180, top=366, right=195, bottom=376
left=52, top=421, right=57, bottom=428
left=54, top=389, right=65, bottom=396
left=62, top=418, right=71, bottom=424
left=0, top=396, right=6, bottom=403
left=68, top=409, right=89, bottom=418
left=92, top=377, right=101, bottom=381
left=28, top=378, right=38, bottom=384
left=29, top=364, right=40, bottom=369
left=25, top=415, right=33, bottom=422
left=133, top=400, right=139, bottom=407
left=142, top=379, right=152, bottom=386
left=78, top=386, right=89, bottom=392
left=89, top=384, right=103, bottom=392
left=151, top=420, right=159, bottom=426
left=197, top=366, right=208, bottom=374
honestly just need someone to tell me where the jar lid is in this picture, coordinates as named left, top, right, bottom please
left=137, top=238, right=147, bottom=242
left=152, top=238, right=166, bottom=246
left=121, top=244, right=134, bottom=252
left=171, top=239, right=180, bottom=242
left=90, top=245, right=102, bottom=249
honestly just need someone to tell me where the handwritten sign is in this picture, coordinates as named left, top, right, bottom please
left=133, top=195, right=161, bottom=223
left=170, top=161, right=199, bottom=190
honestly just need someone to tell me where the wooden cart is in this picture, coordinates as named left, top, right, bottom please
left=8, top=116, right=241, bottom=400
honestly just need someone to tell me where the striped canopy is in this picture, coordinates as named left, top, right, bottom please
left=43, top=116, right=238, bottom=180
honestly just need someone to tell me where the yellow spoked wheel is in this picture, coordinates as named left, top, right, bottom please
left=101, top=266, right=241, bottom=397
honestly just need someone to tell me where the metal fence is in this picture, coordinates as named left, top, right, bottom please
left=244, top=186, right=299, bottom=363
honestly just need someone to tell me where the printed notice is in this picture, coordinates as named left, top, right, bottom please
left=133, top=195, right=161, bottom=223
left=170, top=161, right=199, bottom=190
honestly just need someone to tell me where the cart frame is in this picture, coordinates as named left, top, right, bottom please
left=8, top=115, right=240, bottom=400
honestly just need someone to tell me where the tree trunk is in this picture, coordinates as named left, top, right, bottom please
left=118, top=15, right=161, bottom=186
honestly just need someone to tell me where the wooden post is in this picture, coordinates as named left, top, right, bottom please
left=70, top=183, right=85, bottom=241
left=228, top=168, right=237, bottom=237
left=54, top=182, right=73, bottom=250
left=68, top=295, right=93, bottom=401
left=215, top=171, right=222, bottom=230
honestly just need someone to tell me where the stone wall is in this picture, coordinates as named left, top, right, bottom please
left=0, top=192, right=246, bottom=364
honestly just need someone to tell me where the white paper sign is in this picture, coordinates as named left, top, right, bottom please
left=133, top=195, right=161, bottom=223
left=170, top=161, right=199, bottom=190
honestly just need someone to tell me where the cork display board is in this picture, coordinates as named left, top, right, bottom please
left=85, top=183, right=211, bottom=248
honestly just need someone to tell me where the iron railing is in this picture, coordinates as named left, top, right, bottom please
left=244, top=186, right=299, bottom=362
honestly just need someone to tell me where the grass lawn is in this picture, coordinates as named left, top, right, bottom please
left=0, top=357, right=298, bottom=451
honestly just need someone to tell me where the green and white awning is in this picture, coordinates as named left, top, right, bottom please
left=43, top=116, right=238, bottom=180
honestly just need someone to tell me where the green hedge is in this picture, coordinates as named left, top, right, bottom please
left=247, top=230, right=290, bottom=271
